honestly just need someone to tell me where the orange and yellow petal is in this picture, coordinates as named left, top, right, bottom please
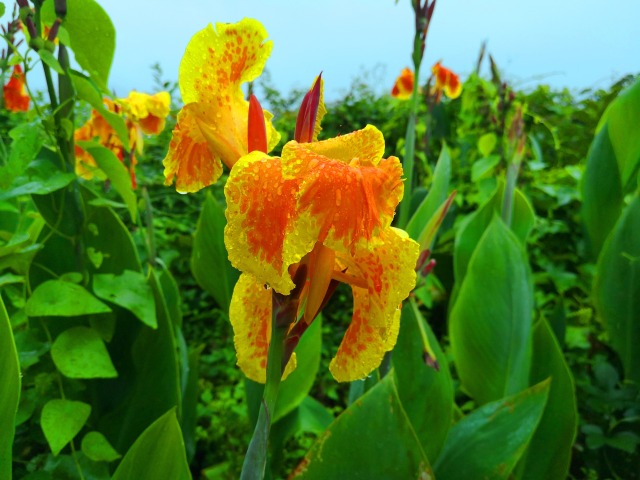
left=432, top=62, right=462, bottom=99
left=162, top=103, right=224, bottom=193
left=329, top=227, right=419, bottom=382
left=391, top=67, right=414, bottom=100
left=282, top=134, right=404, bottom=252
left=225, top=151, right=314, bottom=294
left=4, top=65, right=29, bottom=112
left=120, top=91, right=171, bottom=135
left=176, top=20, right=279, bottom=169
left=229, top=273, right=296, bottom=383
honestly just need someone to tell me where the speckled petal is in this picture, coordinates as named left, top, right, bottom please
left=162, top=103, right=224, bottom=193
left=329, top=227, right=419, bottom=382
left=176, top=20, right=279, bottom=169
left=229, top=273, right=297, bottom=383
left=282, top=136, right=404, bottom=252
left=224, top=151, right=315, bottom=294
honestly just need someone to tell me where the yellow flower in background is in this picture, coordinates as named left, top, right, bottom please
left=432, top=61, right=462, bottom=100
left=391, top=67, right=415, bottom=100
left=224, top=125, right=419, bottom=383
left=162, top=19, right=280, bottom=193
left=120, top=91, right=171, bottom=135
left=3, top=65, right=30, bottom=112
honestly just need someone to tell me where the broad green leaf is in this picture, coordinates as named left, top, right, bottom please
left=406, top=143, right=451, bottom=241
left=0, top=297, right=20, bottom=478
left=450, top=216, right=533, bottom=404
left=71, top=72, right=130, bottom=147
left=581, top=122, right=623, bottom=257
left=273, top=316, right=322, bottom=422
left=81, top=143, right=137, bottom=221
left=182, top=346, right=202, bottom=463
left=291, top=373, right=432, bottom=479
left=38, top=49, right=65, bottom=74
left=393, top=300, right=453, bottom=461
left=41, top=399, right=91, bottom=456
left=606, top=78, right=640, bottom=189
left=517, top=320, right=577, bottom=480
left=0, top=159, right=75, bottom=202
left=478, top=132, right=498, bottom=157
left=593, top=195, right=640, bottom=383
left=472, top=155, right=501, bottom=182
left=25, top=280, right=111, bottom=317
left=93, top=270, right=156, bottom=328
left=98, top=269, right=181, bottom=453
left=434, top=380, right=550, bottom=480
left=0, top=122, right=46, bottom=189
left=81, top=431, right=121, bottom=462
left=43, top=0, right=115, bottom=89
left=112, top=409, right=191, bottom=480
left=191, top=193, right=239, bottom=311
left=51, top=326, right=118, bottom=379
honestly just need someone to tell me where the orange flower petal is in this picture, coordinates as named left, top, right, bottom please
left=229, top=273, right=297, bottom=383
left=4, top=65, right=30, bottom=112
left=391, top=67, right=414, bottom=100
left=120, top=91, right=171, bottom=135
left=432, top=62, right=462, bottom=99
left=225, top=151, right=313, bottom=294
left=162, top=103, right=224, bottom=193
left=329, top=227, right=419, bottom=382
left=171, top=20, right=279, bottom=174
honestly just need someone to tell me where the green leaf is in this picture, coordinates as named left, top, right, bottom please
left=0, top=297, right=20, bottom=478
left=274, top=315, right=322, bottom=422
left=0, top=122, right=46, bottom=190
left=93, top=270, right=156, bottom=328
left=25, top=280, right=111, bottom=317
left=51, top=326, right=118, bottom=379
left=593, top=195, right=640, bottom=383
left=450, top=216, right=533, bottom=404
left=0, top=4, right=5, bottom=17
left=81, top=143, right=137, bottom=222
left=71, top=72, right=130, bottom=147
left=112, top=409, right=191, bottom=480
left=581, top=122, right=624, bottom=257
left=191, top=193, right=239, bottom=311
left=406, top=143, right=451, bottom=241
left=81, top=431, right=121, bottom=462
left=43, top=0, right=115, bottom=89
left=393, top=300, right=453, bottom=461
left=0, top=159, right=75, bottom=202
left=478, top=132, right=498, bottom=157
left=472, top=155, right=501, bottom=182
left=41, top=399, right=91, bottom=456
left=290, top=373, right=432, bottom=479
left=517, top=320, right=577, bottom=480
left=606, top=78, right=640, bottom=189
left=434, top=380, right=550, bottom=480
left=38, top=49, right=65, bottom=74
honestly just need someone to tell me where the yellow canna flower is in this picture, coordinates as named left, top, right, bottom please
left=3, top=65, right=30, bottom=112
left=162, top=19, right=280, bottom=193
left=224, top=125, right=419, bottom=383
left=391, top=67, right=415, bottom=100
left=431, top=61, right=462, bottom=100
left=119, top=91, right=171, bottom=135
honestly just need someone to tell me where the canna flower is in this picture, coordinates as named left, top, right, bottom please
left=431, top=61, right=462, bottom=100
left=225, top=123, right=419, bottom=383
left=162, top=19, right=280, bottom=193
left=120, top=91, right=171, bottom=136
left=391, top=67, right=415, bottom=100
left=3, top=64, right=30, bottom=112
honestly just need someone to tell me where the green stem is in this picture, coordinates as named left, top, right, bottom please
left=240, top=294, right=291, bottom=480
left=501, top=161, right=520, bottom=227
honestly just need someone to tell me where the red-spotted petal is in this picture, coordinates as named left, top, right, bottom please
left=391, top=67, right=414, bottom=100
left=229, top=273, right=297, bottom=383
left=329, top=227, right=419, bottom=382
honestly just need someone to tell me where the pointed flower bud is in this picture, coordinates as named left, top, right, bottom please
left=248, top=94, right=268, bottom=153
left=294, top=73, right=323, bottom=143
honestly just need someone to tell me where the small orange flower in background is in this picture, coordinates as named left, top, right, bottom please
left=162, top=19, right=280, bottom=193
left=4, top=65, right=30, bottom=112
left=225, top=122, right=419, bottom=383
left=431, top=61, right=462, bottom=100
left=75, top=92, right=170, bottom=187
left=391, top=67, right=415, bottom=100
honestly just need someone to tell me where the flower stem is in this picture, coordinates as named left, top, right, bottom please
left=240, top=293, right=292, bottom=480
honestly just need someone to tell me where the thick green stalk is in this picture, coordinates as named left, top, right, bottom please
left=501, top=161, right=520, bottom=228
left=240, top=295, right=291, bottom=480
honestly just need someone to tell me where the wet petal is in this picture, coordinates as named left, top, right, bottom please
left=176, top=20, right=279, bottom=169
left=225, top=151, right=314, bottom=294
left=162, top=103, right=224, bottom=193
left=329, top=227, right=419, bottom=382
left=391, top=67, right=414, bottom=100
left=229, top=273, right=297, bottom=383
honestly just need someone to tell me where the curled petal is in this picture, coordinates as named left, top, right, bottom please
left=225, top=151, right=314, bottom=294
left=163, top=104, right=224, bottom=193
left=229, top=273, right=297, bottom=383
left=391, top=67, right=414, bottom=100
left=330, top=228, right=419, bottom=382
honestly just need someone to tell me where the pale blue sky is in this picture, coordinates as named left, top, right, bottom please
left=5, top=0, right=640, bottom=101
